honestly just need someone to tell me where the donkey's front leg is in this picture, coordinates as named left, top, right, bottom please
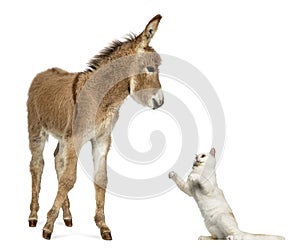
left=42, top=140, right=78, bottom=240
left=92, top=136, right=112, bottom=240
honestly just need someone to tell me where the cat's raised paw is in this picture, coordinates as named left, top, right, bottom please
left=168, top=171, right=176, bottom=179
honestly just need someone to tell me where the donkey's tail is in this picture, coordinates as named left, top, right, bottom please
left=238, top=232, right=285, bottom=240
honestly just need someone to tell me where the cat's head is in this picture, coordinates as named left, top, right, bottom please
left=193, top=148, right=216, bottom=170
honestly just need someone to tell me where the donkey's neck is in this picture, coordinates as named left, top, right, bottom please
left=72, top=61, right=132, bottom=142
left=98, top=78, right=130, bottom=112
left=85, top=54, right=140, bottom=111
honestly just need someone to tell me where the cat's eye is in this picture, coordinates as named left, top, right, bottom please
left=201, top=154, right=206, bottom=158
left=146, top=66, right=155, bottom=73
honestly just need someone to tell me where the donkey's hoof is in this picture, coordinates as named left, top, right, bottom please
left=101, top=231, right=112, bottom=240
left=100, top=226, right=112, bottom=240
left=42, top=230, right=52, bottom=240
left=64, top=219, right=73, bottom=227
left=28, top=219, right=37, bottom=227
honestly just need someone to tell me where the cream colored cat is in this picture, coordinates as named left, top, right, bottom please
left=169, top=148, right=285, bottom=240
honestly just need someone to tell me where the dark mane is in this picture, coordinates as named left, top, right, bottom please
left=86, top=33, right=137, bottom=72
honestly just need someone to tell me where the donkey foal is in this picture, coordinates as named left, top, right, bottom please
left=27, top=14, right=164, bottom=240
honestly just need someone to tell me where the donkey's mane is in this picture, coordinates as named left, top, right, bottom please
left=86, top=33, right=137, bottom=72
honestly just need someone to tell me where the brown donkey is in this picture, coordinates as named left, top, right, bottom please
left=27, top=14, right=163, bottom=240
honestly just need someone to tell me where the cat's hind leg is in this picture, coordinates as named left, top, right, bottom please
left=198, top=235, right=218, bottom=240
left=226, top=234, right=243, bottom=240
left=217, top=213, right=241, bottom=238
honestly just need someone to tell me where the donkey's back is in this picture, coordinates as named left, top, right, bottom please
left=27, top=67, right=80, bottom=138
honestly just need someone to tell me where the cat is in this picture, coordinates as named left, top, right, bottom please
left=168, top=148, right=285, bottom=240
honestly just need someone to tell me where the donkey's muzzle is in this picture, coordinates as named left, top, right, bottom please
left=151, top=90, right=164, bottom=109
left=152, top=96, right=164, bottom=109
left=152, top=99, right=164, bottom=109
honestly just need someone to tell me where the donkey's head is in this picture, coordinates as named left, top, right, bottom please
left=129, top=15, right=164, bottom=110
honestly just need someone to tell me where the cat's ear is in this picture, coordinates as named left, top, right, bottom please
left=210, top=148, right=216, bottom=157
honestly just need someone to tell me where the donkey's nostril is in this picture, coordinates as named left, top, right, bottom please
left=152, top=98, right=159, bottom=109
left=151, top=90, right=164, bottom=110
left=152, top=95, right=164, bottom=109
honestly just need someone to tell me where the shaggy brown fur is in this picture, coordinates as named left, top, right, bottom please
left=27, top=14, right=163, bottom=240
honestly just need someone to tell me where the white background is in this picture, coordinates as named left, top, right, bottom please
left=0, top=0, right=299, bottom=249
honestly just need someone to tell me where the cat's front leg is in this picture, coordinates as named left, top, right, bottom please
left=169, top=171, right=192, bottom=196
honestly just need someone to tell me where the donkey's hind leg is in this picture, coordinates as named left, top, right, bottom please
left=43, top=138, right=77, bottom=240
left=28, top=128, right=47, bottom=227
left=54, top=142, right=73, bottom=227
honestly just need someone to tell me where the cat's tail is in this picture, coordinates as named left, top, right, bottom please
left=228, top=232, right=285, bottom=240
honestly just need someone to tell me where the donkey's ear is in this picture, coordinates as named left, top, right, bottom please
left=138, top=14, right=162, bottom=48
left=210, top=148, right=216, bottom=157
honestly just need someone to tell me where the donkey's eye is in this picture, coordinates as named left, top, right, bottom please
left=146, top=66, right=155, bottom=73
